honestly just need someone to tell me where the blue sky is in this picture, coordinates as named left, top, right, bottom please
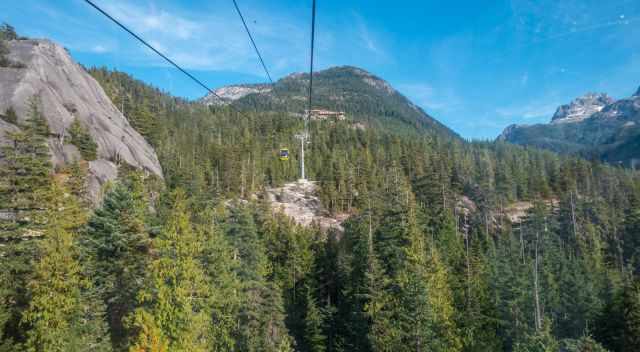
left=2, top=0, right=639, bottom=139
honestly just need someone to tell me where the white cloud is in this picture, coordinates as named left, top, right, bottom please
left=495, top=101, right=559, bottom=121
left=397, top=83, right=462, bottom=113
left=91, top=44, right=109, bottom=53
left=64, top=0, right=313, bottom=77
left=352, top=13, right=389, bottom=60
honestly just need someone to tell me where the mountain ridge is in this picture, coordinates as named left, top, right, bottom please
left=201, top=65, right=459, bottom=139
left=499, top=86, right=640, bottom=167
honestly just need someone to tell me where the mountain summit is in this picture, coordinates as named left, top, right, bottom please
left=202, top=66, right=458, bottom=139
left=499, top=87, right=640, bottom=167
left=550, top=93, right=614, bottom=124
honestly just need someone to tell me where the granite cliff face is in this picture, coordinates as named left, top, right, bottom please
left=0, top=38, right=163, bottom=201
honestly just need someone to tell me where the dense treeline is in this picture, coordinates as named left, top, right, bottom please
left=1, top=66, right=640, bottom=352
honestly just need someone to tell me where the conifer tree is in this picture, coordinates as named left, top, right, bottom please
left=0, top=98, right=52, bottom=237
left=622, top=278, right=640, bottom=351
left=303, top=284, right=327, bottom=352
left=513, top=322, right=559, bottom=352
left=68, top=119, right=98, bottom=161
left=560, top=335, right=608, bottom=352
left=0, top=98, right=53, bottom=349
left=225, top=205, right=294, bottom=352
left=127, top=190, right=210, bottom=352
left=1, top=106, right=17, bottom=124
left=196, top=207, right=240, bottom=351
left=84, top=181, right=151, bottom=349
left=22, top=183, right=110, bottom=352
left=22, top=223, right=110, bottom=352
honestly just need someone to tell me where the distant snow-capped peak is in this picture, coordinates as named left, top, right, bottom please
left=550, top=93, right=614, bottom=124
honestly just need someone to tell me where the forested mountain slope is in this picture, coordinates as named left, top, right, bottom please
left=500, top=88, right=640, bottom=168
left=85, top=67, right=640, bottom=351
left=202, top=66, right=458, bottom=139
left=3, top=28, right=640, bottom=352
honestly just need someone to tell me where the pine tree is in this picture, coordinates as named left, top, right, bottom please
left=225, top=205, right=294, bottom=352
left=68, top=119, right=98, bottom=161
left=84, top=182, right=151, bottom=349
left=197, top=206, right=240, bottom=351
left=125, top=311, right=168, bottom=352
left=127, top=190, right=210, bottom=352
left=0, top=37, right=9, bottom=67
left=622, top=278, right=640, bottom=351
left=0, top=98, right=52, bottom=237
left=513, top=321, right=559, bottom=352
left=560, top=335, right=608, bottom=352
left=0, top=98, right=53, bottom=349
left=303, top=286, right=327, bottom=352
left=1, top=106, right=17, bottom=124
left=22, top=185, right=110, bottom=352
left=399, top=231, right=461, bottom=352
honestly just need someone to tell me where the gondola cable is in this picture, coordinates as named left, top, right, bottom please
left=83, top=0, right=237, bottom=110
left=298, top=0, right=317, bottom=180
left=307, top=0, right=317, bottom=129
left=231, top=0, right=274, bottom=84
left=231, top=0, right=289, bottom=162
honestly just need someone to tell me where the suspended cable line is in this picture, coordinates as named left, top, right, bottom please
left=307, top=0, right=317, bottom=127
left=298, top=0, right=317, bottom=181
left=83, top=0, right=230, bottom=107
left=231, top=0, right=274, bottom=84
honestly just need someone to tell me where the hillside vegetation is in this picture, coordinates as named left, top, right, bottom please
left=500, top=89, right=640, bottom=168
left=2, top=45, right=640, bottom=351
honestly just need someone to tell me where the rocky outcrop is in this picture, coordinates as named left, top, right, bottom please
left=0, top=39, right=162, bottom=202
left=551, top=93, right=614, bottom=124
left=265, top=179, right=346, bottom=233
left=201, top=84, right=272, bottom=106
left=497, top=123, right=522, bottom=141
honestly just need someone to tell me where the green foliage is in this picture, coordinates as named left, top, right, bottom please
left=303, top=284, right=327, bottom=352
left=560, top=335, right=609, bottom=352
left=224, top=205, right=294, bottom=351
left=0, top=99, right=53, bottom=350
left=22, top=218, right=110, bottom=352
left=0, top=24, right=25, bottom=68
left=622, top=278, right=640, bottom=351
left=513, top=322, right=559, bottom=352
left=0, top=99, right=52, bottom=236
left=3, top=66, right=640, bottom=351
left=197, top=206, right=240, bottom=351
left=84, top=180, right=151, bottom=349
left=0, top=23, right=18, bottom=41
left=0, top=37, right=9, bottom=67
left=0, top=106, right=18, bottom=124
left=68, top=119, right=98, bottom=161
left=128, top=190, right=211, bottom=352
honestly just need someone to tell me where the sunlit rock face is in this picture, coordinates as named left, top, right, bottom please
left=550, top=93, right=614, bottom=124
left=0, top=39, right=163, bottom=202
